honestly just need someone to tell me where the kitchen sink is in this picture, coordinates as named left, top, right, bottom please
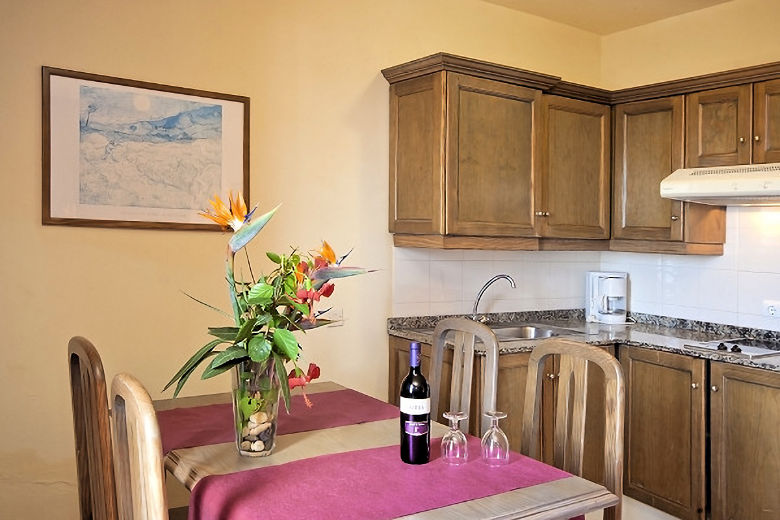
left=491, top=325, right=558, bottom=341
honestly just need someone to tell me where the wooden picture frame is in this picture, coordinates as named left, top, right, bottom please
left=42, top=67, right=249, bottom=230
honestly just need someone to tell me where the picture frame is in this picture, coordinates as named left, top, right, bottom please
left=42, top=66, right=249, bottom=230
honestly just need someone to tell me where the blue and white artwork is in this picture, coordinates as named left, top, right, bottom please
left=78, top=85, right=222, bottom=210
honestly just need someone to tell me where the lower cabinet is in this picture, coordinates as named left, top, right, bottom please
left=709, top=362, right=780, bottom=520
left=621, top=347, right=780, bottom=520
left=388, top=335, right=610, bottom=483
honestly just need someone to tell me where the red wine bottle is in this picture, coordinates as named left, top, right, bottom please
left=400, top=341, right=430, bottom=464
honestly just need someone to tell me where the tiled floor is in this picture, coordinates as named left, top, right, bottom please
left=585, top=496, right=680, bottom=519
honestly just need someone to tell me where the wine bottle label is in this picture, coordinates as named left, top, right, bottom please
left=404, top=420, right=429, bottom=436
left=400, top=397, right=431, bottom=415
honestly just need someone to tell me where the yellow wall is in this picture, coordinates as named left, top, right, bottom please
left=601, top=0, right=780, bottom=88
left=0, top=0, right=599, bottom=516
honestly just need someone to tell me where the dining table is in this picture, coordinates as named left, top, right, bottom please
left=154, top=381, right=618, bottom=519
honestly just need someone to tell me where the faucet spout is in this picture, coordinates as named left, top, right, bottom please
left=472, top=274, right=516, bottom=320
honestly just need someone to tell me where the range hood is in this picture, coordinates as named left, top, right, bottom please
left=660, top=163, right=780, bottom=206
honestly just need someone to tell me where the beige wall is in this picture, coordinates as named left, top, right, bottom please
left=0, top=0, right=599, bottom=516
left=601, top=0, right=780, bottom=88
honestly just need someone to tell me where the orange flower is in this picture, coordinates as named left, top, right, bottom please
left=200, top=192, right=251, bottom=231
left=319, top=241, right=336, bottom=264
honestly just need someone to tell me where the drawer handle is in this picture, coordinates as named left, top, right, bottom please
left=711, top=385, right=719, bottom=393
left=691, top=383, right=699, bottom=389
left=755, top=135, right=761, bottom=142
left=739, top=137, right=746, bottom=143
left=671, top=215, right=679, bottom=221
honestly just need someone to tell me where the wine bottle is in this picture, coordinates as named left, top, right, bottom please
left=400, top=341, right=430, bottom=464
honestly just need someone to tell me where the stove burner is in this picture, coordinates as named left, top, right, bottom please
left=682, top=339, right=780, bottom=360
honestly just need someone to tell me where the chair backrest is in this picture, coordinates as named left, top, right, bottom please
left=521, top=338, right=625, bottom=520
left=111, top=373, right=168, bottom=520
left=68, top=336, right=118, bottom=520
left=429, top=317, right=500, bottom=435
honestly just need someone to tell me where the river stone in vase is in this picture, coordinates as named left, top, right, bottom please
left=232, top=360, right=280, bottom=457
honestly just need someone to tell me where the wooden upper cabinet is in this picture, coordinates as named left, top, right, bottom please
left=446, top=73, right=541, bottom=236
left=709, top=363, right=780, bottom=520
left=686, top=85, right=752, bottom=167
left=539, top=95, right=611, bottom=239
left=753, top=78, right=780, bottom=163
left=620, top=347, right=706, bottom=520
left=612, top=97, right=685, bottom=241
left=388, top=73, right=445, bottom=235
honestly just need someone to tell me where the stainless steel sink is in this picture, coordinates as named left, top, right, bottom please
left=491, top=325, right=558, bottom=341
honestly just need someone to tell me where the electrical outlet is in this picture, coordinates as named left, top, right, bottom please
left=327, top=308, right=344, bottom=327
left=763, top=300, right=780, bottom=317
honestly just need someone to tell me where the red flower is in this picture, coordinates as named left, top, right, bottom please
left=288, top=363, right=320, bottom=389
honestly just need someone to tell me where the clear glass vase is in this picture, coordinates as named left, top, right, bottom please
left=232, top=359, right=280, bottom=457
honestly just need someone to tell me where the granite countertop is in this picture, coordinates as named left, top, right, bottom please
left=387, top=310, right=780, bottom=373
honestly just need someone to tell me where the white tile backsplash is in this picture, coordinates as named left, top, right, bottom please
left=391, top=207, right=780, bottom=332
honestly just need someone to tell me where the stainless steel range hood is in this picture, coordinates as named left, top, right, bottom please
left=660, top=162, right=780, bottom=206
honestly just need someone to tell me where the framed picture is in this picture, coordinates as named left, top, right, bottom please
left=42, top=67, right=249, bottom=230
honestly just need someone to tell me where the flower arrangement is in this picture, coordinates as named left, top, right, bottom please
left=165, top=192, right=369, bottom=455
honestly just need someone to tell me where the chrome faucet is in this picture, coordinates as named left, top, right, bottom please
left=472, top=274, right=516, bottom=321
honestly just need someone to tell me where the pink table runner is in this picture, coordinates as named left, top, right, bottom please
left=157, top=389, right=398, bottom=454
left=188, top=436, right=578, bottom=520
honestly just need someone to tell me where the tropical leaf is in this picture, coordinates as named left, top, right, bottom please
left=248, top=335, right=272, bottom=362
left=202, top=358, right=242, bottom=380
left=164, top=339, right=225, bottom=392
left=273, top=328, right=299, bottom=360
left=299, top=318, right=335, bottom=330
left=173, top=351, right=218, bottom=398
left=235, top=317, right=258, bottom=343
left=274, top=353, right=291, bottom=411
left=229, top=204, right=280, bottom=253
left=311, top=266, right=372, bottom=289
left=180, top=291, right=231, bottom=318
left=208, top=326, right=240, bottom=341
left=247, top=281, right=274, bottom=306
left=210, top=345, right=249, bottom=368
left=266, top=251, right=281, bottom=264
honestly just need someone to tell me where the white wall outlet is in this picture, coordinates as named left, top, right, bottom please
left=327, top=308, right=344, bottom=327
left=763, top=300, right=780, bottom=317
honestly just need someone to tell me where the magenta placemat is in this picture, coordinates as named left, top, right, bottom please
left=157, top=389, right=399, bottom=454
left=188, top=437, right=577, bottom=520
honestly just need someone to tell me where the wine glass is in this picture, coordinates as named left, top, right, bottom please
left=481, top=411, right=509, bottom=466
left=441, top=411, right=469, bottom=465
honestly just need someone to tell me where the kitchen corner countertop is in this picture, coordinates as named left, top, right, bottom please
left=388, top=313, right=780, bottom=373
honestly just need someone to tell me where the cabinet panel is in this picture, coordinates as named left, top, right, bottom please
left=389, top=73, right=445, bottom=234
left=754, top=78, right=780, bottom=164
left=621, top=348, right=706, bottom=520
left=540, top=96, right=610, bottom=239
left=613, top=97, right=684, bottom=241
left=686, top=85, right=752, bottom=167
left=710, top=363, right=780, bottom=520
left=446, top=73, right=541, bottom=237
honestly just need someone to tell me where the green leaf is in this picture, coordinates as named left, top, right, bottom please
left=274, top=353, right=291, bottom=412
left=254, top=313, right=272, bottom=327
left=210, top=345, right=249, bottom=368
left=164, top=339, right=225, bottom=392
left=173, top=351, right=218, bottom=397
left=235, top=317, right=258, bottom=343
left=266, top=251, right=281, bottom=264
left=208, top=326, right=240, bottom=341
left=202, top=359, right=241, bottom=380
left=229, top=204, right=280, bottom=253
left=238, top=394, right=262, bottom=423
left=181, top=291, right=231, bottom=318
left=226, top=257, right=241, bottom=324
left=273, top=328, right=299, bottom=360
left=299, top=318, right=334, bottom=330
left=247, top=281, right=274, bottom=306
left=248, top=335, right=272, bottom=362
left=291, top=301, right=309, bottom=316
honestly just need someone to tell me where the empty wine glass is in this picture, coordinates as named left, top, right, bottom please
left=441, top=411, right=469, bottom=465
left=481, top=411, right=509, bottom=466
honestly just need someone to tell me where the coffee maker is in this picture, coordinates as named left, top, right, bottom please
left=586, top=271, right=628, bottom=324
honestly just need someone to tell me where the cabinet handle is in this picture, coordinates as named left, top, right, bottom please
left=755, top=135, right=761, bottom=142
left=671, top=215, right=679, bottom=221
left=711, top=385, right=719, bottom=392
left=739, top=137, right=746, bottom=143
left=534, top=211, right=551, bottom=217
left=545, top=373, right=556, bottom=380
left=691, top=383, right=699, bottom=389
left=544, top=211, right=550, bottom=217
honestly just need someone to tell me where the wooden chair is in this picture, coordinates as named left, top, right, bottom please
left=111, top=372, right=169, bottom=520
left=68, top=336, right=118, bottom=520
left=429, top=317, right=500, bottom=435
left=521, top=338, right=625, bottom=520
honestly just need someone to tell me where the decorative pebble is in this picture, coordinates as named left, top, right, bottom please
left=240, top=441, right=251, bottom=451
left=249, top=422, right=271, bottom=436
left=259, top=425, right=274, bottom=442
left=249, top=412, right=268, bottom=425
left=251, top=440, right=265, bottom=451
left=241, top=426, right=251, bottom=437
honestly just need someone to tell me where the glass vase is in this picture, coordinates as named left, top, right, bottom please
left=232, top=359, right=280, bottom=457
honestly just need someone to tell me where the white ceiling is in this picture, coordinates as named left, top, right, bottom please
left=481, top=0, right=732, bottom=35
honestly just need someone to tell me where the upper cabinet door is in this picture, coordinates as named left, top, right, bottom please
left=613, top=97, right=685, bottom=241
left=686, top=85, right=752, bottom=167
left=388, top=73, right=446, bottom=234
left=540, top=95, right=610, bottom=239
left=445, top=73, right=541, bottom=237
left=753, top=78, right=780, bottom=164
